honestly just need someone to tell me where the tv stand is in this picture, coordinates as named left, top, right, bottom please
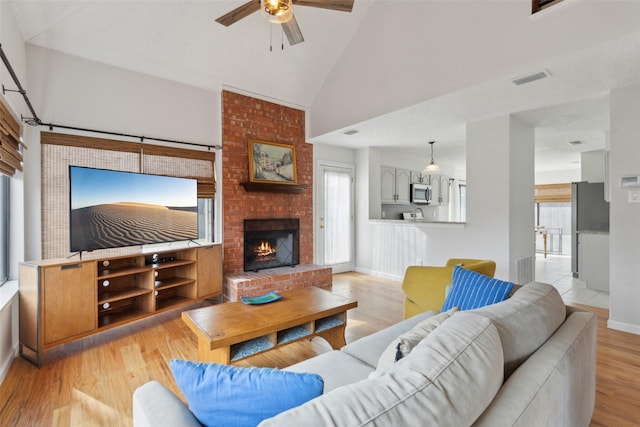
left=18, top=243, right=222, bottom=366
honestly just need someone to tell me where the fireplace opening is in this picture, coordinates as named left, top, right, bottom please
left=244, top=218, right=299, bottom=271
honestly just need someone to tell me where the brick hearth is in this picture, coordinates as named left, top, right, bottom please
left=223, top=264, right=332, bottom=302
left=221, top=90, right=331, bottom=297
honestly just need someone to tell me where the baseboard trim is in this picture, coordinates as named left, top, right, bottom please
left=607, top=319, right=640, bottom=335
left=353, top=267, right=403, bottom=282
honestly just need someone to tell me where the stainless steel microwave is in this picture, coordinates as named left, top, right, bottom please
left=411, top=183, right=432, bottom=204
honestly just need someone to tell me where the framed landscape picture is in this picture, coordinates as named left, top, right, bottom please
left=248, top=139, right=298, bottom=185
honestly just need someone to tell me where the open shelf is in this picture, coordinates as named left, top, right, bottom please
left=277, top=324, right=312, bottom=345
left=230, top=335, right=275, bottom=361
left=155, top=295, right=194, bottom=312
left=98, top=265, right=150, bottom=280
left=154, top=277, right=195, bottom=291
left=98, top=287, right=151, bottom=305
left=315, top=314, right=345, bottom=332
left=99, top=307, right=149, bottom=328
left=149, top=259, right=195, bottom=270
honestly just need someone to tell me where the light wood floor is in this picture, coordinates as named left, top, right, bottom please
left=0, top=272, right=639, bottom=426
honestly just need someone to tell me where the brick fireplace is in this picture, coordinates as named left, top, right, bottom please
left=221, top=90, right=331, bottom=301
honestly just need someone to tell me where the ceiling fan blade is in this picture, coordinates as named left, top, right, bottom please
left=282, top=15, right=304, bottom=46
left=215, top=0, right=261, bottom=26
left=293, top=0, right=354, bottom=12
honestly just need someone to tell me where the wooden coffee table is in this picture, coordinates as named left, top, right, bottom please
left=181, top=286, right=358, bottom=364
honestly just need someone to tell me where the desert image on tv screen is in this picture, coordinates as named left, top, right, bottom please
left=70, top=167, right=198, bottom=252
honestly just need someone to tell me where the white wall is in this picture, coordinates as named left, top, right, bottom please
left=508, top=116, right=536, bottom=280
left=535, top=169, right=580, bottom=185
left=608, top=83, right=640, bottom=335
left=581, top=150, right=607, bottom=183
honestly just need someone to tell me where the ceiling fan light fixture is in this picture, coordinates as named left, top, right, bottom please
left=261, top=0, right=293, bottom=24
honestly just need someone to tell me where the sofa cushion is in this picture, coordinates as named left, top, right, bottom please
left=170, top=360, right=323, bottom=427
left=441, top=266, right=514, bottom=311
left=375, top=306, right=459, bottom=373
left=340, top=309, right=437, bottom=367
left=259, top=313, right=504, bottom=427
left=471, top=281, right=566, bottom=378
left=284, top=350, right=375, bottom=393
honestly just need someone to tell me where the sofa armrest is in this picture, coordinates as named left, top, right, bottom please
left=473, top=310, right=597, bottom=427
left=133, top=381, right=202, bottom=427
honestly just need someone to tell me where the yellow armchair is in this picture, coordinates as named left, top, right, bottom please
left=402, top=259, right=496, bottom=319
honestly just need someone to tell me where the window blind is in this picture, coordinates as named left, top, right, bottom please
left=0, top=98, right=24, bottom=177
left=534, top=183, right=571, bottom=203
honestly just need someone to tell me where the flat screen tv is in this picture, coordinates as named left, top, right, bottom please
left=69, top=166, right=198, bottom=252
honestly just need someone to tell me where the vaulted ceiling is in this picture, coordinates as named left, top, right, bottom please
left=8, top=0, right=640, bottom=176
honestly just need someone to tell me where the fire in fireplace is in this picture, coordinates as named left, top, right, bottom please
left=244, top=218, right=299, bottom=271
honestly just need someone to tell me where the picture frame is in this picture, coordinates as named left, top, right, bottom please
left=248, top=139, right=298, bottom=185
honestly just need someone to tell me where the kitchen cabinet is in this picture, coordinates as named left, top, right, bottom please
left=410, top=170, right=427, bottom=184
left=381, top=166, right=411, bottom=204
left=428, top=174, right=450, bottom=205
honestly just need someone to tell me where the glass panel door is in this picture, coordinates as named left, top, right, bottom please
left=316, top=163, right=354, bottom=273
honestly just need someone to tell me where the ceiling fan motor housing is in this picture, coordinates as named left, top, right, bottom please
left=261, top=0, right=293, bottom=23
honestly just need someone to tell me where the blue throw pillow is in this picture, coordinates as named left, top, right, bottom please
left=441, top=265, right=514, bottom=311
left=170, top=359, right=324, bottom=427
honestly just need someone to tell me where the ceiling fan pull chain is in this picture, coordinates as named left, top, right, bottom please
left=270, top=24, right=273, bottom=52
left=282, top=26, right=285, bottom=50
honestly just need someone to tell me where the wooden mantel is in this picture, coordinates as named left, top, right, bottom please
left=240, top=182, right=308, bottom=194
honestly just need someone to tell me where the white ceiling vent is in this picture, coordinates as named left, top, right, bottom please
left=344, top=129, right=359, bottom=135
left=512, top=70, right=551, bottom=86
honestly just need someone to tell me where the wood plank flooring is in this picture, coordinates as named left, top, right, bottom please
left=0, top=272, right=639, bottom=426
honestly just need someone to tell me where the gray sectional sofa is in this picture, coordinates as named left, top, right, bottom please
left=133, top=281, right=597, bottom=426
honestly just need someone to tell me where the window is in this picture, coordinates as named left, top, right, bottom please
left=459, top=183, right=467, bottom=222
left=535, top=201, right=571, bottom=255
left=198, top=198, right=215, bottom=242
left=0, top=175, right=8, bottom=286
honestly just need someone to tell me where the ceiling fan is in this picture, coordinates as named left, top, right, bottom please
left=215, top=0, right=355, bottom=46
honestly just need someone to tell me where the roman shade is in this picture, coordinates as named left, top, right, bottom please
left=0, top=97, right=25, bottom=177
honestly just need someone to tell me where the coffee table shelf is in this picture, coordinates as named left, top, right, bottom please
left=230, top=336, right=275, bottom=361
left=315, top=314, right=345, bottom=332
left=182, top=287, right=358, bottom=364
left=277, top=324, right=313, bottom=345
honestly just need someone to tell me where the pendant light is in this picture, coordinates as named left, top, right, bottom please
left=422, top=141, right=441, bottom=174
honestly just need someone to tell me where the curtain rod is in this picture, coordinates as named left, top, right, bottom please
left=38, top=122, right=222, bottom=150
left=0, top=43, right=222, bottom=151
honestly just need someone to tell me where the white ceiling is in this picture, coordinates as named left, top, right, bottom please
left=8, top=0, right=640, bottom=177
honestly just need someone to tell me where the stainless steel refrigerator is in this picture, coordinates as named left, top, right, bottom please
left=571, top=182, right=610, bottom=277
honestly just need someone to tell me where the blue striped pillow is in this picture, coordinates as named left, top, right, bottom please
left=441, top=265, right=514, bottom=311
